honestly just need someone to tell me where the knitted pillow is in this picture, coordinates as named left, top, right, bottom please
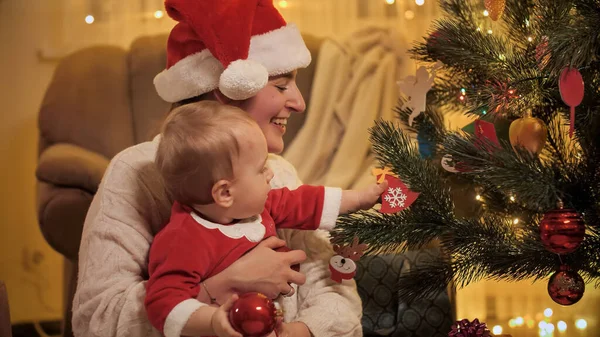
left=393, top=248, right=454, bottom=337
left=355, top=254, right=405, bottom=336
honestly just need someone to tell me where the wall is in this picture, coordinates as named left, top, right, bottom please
left=0, top=1, right=64, bottom=323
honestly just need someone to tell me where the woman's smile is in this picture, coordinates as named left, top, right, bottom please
left=270, top=117, right=288, bottom=134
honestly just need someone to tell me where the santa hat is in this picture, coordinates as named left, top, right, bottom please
left=154, top=0, right=312, bottom=102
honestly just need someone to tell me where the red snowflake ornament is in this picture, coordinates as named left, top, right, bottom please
left=379, top=175, right=420, bottom=213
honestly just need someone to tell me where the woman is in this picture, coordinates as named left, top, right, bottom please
left=72, top=1, right=363, bottom=337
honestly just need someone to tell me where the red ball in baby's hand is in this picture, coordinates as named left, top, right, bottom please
left=229, top=292, right=278, bottom=337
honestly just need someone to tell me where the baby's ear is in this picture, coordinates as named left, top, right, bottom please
left=212, top=179, right=234, bottom=208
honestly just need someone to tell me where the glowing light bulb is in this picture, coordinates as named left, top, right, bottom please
left=154, top=10, right=164, bottom=19
left=557, top=321, right=567, bottom=332
left=404, top=10, right=415, bottom=20
left=459, top=95, right=465, bottom=101
left=538, top=321, right=547, bottom=329
left=461, top=88, right=466, bottom=95
left=278, top=0, right=288, bottom=8
left=415, top=0, right=425, bottom=6
left=386, top=0, right=395, bottom=4
left=492, top=325, right=503, bottom=335
left=508, top=319, right=517, bottom=328
left=476, top=27, right=482, bottom=32
left=487, top=29, right=493, bottom=34
left=575, top=319, right=587, bottom=330
left=515, top=316, right=524, bottom=326
left=544, top=308, right=553, bottom=317
left=476, top=194, right=482, bottom=201
left=513, top=218, right=519, bottom=225
left=510, top=196, right=516, bottom=202
left=546, top=323, right=555, bottom=332
left=527, top=36, right=533, bottom=42
left=483, top=10, right=489, bottom=16
left=85, top=15, right=95, bottom=24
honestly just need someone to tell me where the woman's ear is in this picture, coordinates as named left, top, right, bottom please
left=212, top=179, right=234, bottom=208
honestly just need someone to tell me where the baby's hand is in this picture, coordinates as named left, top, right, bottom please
left=211, top=294, right=243, bottom=337
left=358, top=180, right=388, bottom=210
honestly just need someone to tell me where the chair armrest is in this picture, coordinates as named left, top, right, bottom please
left=36, top=143, right=110, bottom=193
left=37, top=182, right=93, bottom=259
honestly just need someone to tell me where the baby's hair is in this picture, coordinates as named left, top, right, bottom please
left=155, top=101, right=257, bottom=205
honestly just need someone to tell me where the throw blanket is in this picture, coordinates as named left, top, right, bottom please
left=285, top=27, right=415, bottom=189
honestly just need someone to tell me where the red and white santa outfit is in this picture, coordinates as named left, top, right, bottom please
left=145, top=185, right=341, bottom=337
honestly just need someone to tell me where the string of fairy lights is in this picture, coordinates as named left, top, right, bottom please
left=488, top=309, right=589, bottom=337
left=82, top=0, right=431, bottom=25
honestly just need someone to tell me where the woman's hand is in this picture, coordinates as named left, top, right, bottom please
left=199, top=236, right=307, bottom=301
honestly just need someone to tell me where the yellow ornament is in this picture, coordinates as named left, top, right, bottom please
left=509, top=113, right=548, bottom=155
left=485, top=0, right=506, bottom=21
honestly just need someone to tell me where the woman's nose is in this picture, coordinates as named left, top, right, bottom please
left=286, top=84, right=306, bottom=113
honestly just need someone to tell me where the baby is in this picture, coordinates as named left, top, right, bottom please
left=145, top=101, right=386, bottom=337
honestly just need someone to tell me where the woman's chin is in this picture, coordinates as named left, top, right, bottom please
left=266, top=138, right=284, bottom=154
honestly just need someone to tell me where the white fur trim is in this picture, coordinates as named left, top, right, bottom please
left=248, top=23, right=311, bottom=76
left=319, top=187, right=342, bottom=230
left=190, top=213, right=266, bottom=242
left=163, top=299, right=206, bottom=337
left=154, top=23, right=311, bottom=103
left=219, top=59, right=269, bottom=100
left=153, top=49, right=223, bottom=103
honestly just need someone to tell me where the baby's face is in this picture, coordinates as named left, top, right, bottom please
left=228, top=124, right=274, bottom=219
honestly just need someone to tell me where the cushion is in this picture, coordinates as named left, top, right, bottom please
left=393, top=249, right=454, bottom=337
left=355, top=249, right=455, bottom=337
left=355, top=254, right=405, bottom=336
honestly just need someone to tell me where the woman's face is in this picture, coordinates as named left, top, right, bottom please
left=234, top=71, right=306, bottom=154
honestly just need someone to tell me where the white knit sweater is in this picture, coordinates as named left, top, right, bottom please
left=72, top=136, right=363, bottom=337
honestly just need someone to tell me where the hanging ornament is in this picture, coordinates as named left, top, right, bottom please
left=329, top=237, right=367, bottom=283
left=508, top=111, right=548, bottom=155
left=397, top=61, right=443, bottom=126
left=441, top=155, right=470, bottom=173
left=448, top=318, right=492, bottom=337
left=547, top=265, right=585, bottom=306
left=229, top=292, right=282, bottom=337
left=535, top=36, right=550, bottom=70
left=372, top=168, right=420, bottom=213
left=417, top=130, right=435, bottom=159
left=539, top=203, right=585, bottom=254
left=484, top=0, right=506, bottom=21
left=473, top=119, right=500, bottom=152
left=559, top=68, right=584, bottom=138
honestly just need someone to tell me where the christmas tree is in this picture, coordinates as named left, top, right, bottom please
left=332, top=0, right=600, bottom=306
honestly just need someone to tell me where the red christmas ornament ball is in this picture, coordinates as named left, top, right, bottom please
left=547, top=266, right=585, bottom=306
left=229, top=292, right=278, bottom=337
left=539, top=208, right=585, bottom=254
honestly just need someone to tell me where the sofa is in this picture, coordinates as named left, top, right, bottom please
left=36, top=33, right=455, bottom=337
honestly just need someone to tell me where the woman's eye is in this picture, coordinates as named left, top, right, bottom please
left=275, top=85, right=287, bottom=91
